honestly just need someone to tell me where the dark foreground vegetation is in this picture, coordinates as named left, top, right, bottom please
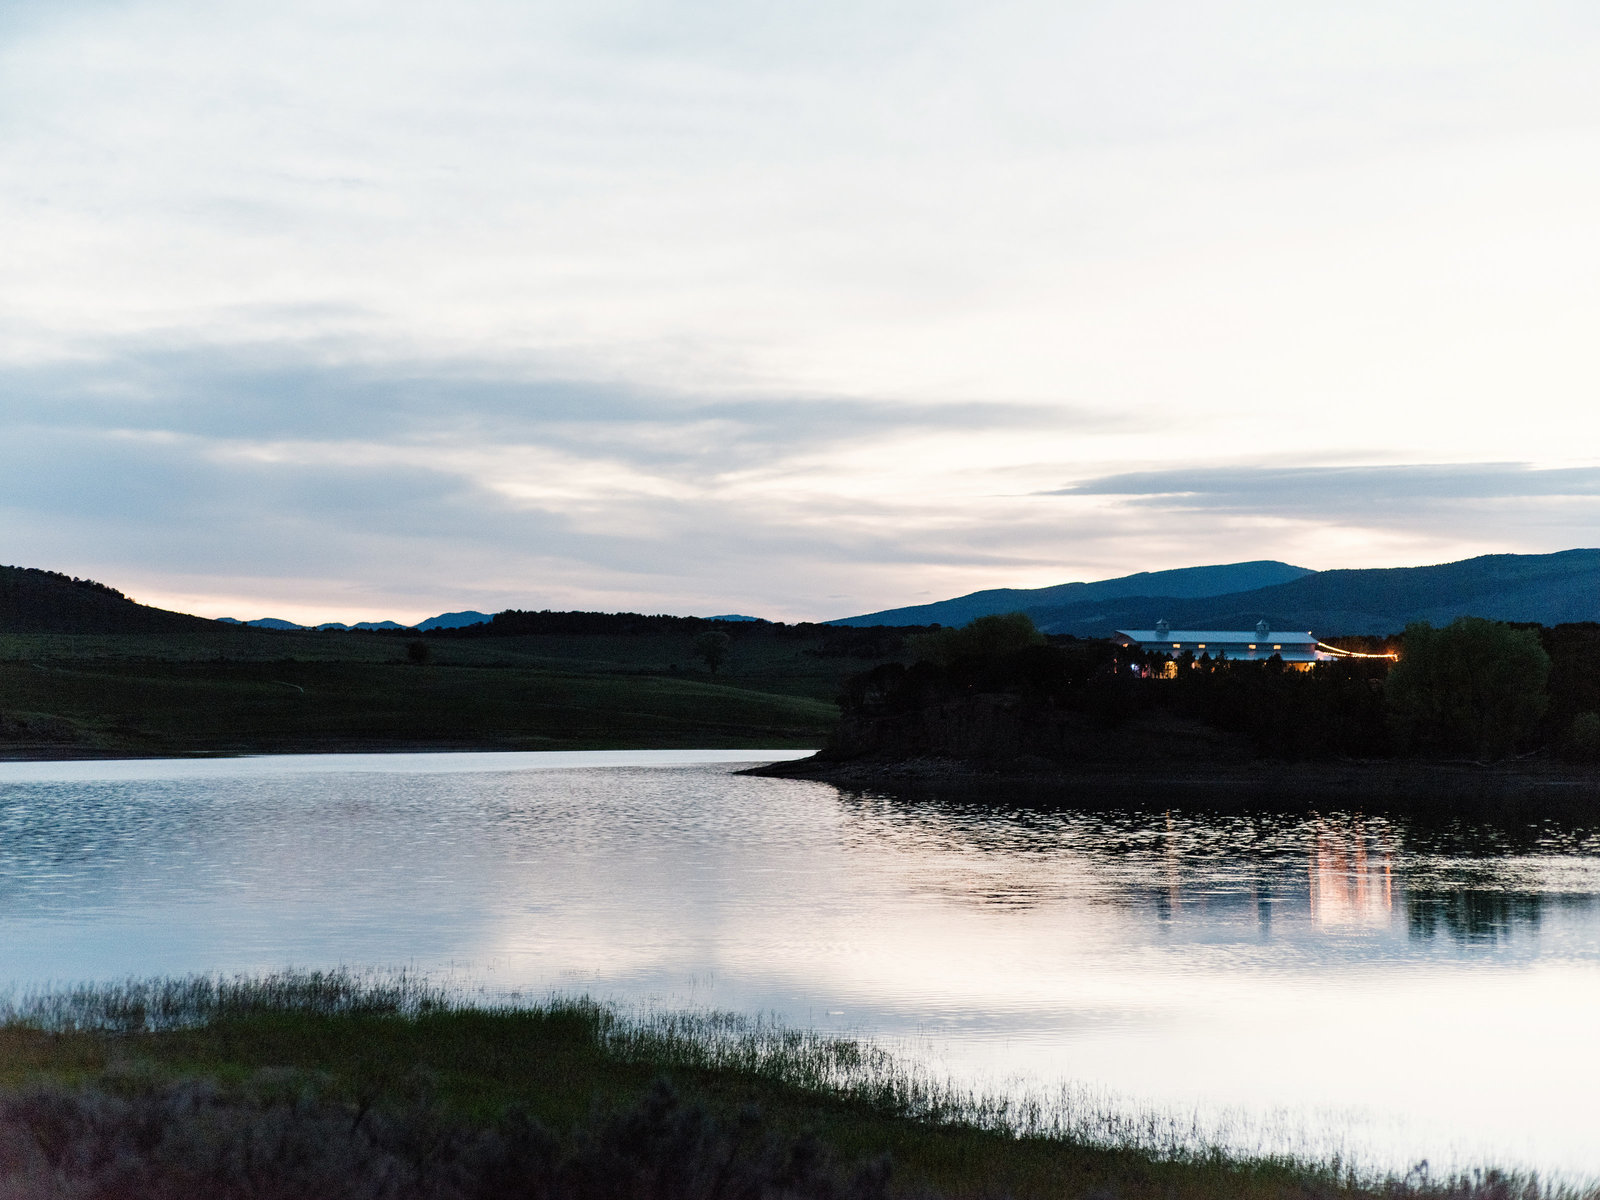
left=761, top=614, right=1600, bottom=802
left=0, top=973, right=1562, bottom=1200
left=0, top=567, right=916, bottom=758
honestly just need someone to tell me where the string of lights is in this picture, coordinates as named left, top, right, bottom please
left=1316, top=642, right=1398, bottom=660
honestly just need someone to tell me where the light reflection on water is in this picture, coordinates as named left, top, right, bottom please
left=0, top=752, right=1597, bottom=1178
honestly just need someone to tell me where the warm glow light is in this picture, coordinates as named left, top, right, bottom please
left=1315, top=641, right=1401, bottom=661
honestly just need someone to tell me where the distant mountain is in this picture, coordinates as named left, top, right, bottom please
left=832, top=550, right=1600, bottom=637
left=17, top=549, right=1599, bottom=645
left=709, top=614, right=766, bottom=623
left=417, top=610, right=492, bottom=630
left=217, top=613, right=484, bottom=631
left=1035, top=550, right=1600, bottom=637
left=830, top=561, right=1313, bottom=628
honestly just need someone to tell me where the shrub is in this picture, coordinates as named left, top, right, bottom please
left=1385, top=618, right=1550, bottom=759
left=0, top=1074, right=890, bottom=1200
left=1566, top=711, right=1600, bottom=761
left=907, top=613, right=1044, bottom=667
left=692, top=630, right=732, bottom=674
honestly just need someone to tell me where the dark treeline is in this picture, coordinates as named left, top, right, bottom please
left=836, top=638, right=1389, bottom=762
left=831, top=614, right=1600, bottom=763
left=425, top=609, right=925, bottom=659
left=0, top=566, right=126, bottom=600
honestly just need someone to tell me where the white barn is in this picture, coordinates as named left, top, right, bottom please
left=1115, top=619, right=1326, bottom=669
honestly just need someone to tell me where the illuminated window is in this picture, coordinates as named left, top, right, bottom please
left=1197, top=644, right=1206, bottom=649
left=1273, top=644, right=1282, bottom=650
left=1172, top=643, right=1180, bottom=649
left=1249, top=644, right=1257, bottom=649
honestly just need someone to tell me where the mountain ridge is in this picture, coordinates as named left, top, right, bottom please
left=834, top=549, right=1600, bottom=636
left=9, top=550, right=1600, bottom=641
left=829, top=560, right=1315, bottom=628
left=1033, top=550, right=1600, bottom=636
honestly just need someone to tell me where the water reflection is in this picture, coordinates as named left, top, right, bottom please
left=2, top=756, right=1600, bottom=1176
left=1307, top=821, right=1393, bottom=928
left=1405, top=889, right=1539, bottom=943
left=831, top=787, right=1600, bottom=954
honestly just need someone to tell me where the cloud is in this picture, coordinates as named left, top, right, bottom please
left=0, top=345, right=1074, bottom=464
left=1058, top=463, right=1600, bottom=515
left=1048, top=463, right=1600, bottom=577
left=10, top=3, right=1600, bottom=619
left=0, top=343, right=1119, bottom=620
left=7, top=344, right=1600, bottom=622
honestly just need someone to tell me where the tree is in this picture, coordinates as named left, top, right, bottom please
left=406, top=639, right=432, bottom=665
left=908, top=612, right=1045, bottom=666
left=693, top=630, right=732, bottom=674
left=1385, top=618, right=1549, bottom=758
left=1567, top=711, right=1600, bottom=761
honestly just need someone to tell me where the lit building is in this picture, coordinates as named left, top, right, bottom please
left=1115, top=618, right=1326, bottom=670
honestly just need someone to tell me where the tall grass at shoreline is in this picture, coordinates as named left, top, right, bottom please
left=0, top=971, right=1323, bottom=1159
left=0, top=971, right=1584, bottom=1199
left=1, top=969, right=453, bottom=1033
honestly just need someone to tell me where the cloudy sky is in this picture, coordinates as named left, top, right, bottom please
left=6, top=1, right=1600, bottom=623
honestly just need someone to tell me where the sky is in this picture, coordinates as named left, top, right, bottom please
left=6, top=0, right=1600, bottom=624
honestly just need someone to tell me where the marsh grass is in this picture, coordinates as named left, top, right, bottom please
left=1, top=970, right=452, bottom=1033
left=0, top=972, right=1586, bottom=1200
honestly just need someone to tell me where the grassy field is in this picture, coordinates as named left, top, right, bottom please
left=0, top=624, right=889, bottom=757
left=0, top=973, right=1536, bottom=1200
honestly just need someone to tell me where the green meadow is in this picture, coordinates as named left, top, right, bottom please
left=0, top=623, right=881, bottom=756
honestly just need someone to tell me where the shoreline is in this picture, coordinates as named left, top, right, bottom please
left=746, top=751, right=1600, bottom=811
left=10, top=739, right=1600, bottom=816
left=0, top=740, right=822, bottom=763
left=0, top=973, right=1551, bottom=1199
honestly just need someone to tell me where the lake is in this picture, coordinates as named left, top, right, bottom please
left=0, top=750, right=1597, bottom=1179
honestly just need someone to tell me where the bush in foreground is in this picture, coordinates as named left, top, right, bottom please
left=0, top=1074, right=888, bottom=1200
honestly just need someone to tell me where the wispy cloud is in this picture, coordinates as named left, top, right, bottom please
left=0, top=346, right=1114, bottom=619
left=1059, top=463, right=1600, bottom=513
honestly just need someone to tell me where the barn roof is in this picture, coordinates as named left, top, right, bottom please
left=1115, top=629, right=1316, bottom=643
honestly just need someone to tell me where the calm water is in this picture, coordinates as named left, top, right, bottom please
left=1, top=750, right=1598, bottom=1177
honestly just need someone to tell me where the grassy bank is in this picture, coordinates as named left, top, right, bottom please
left=0, top=974, right=1564, bottom=1199
left=0, top=624, right=880, bottom=757
left=0, top=656, right=836, bottom=757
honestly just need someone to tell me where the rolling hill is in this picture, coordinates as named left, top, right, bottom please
left=0, top=567, right=221, bottom=635
left=834, top=550, right=1600, bottom=636
left=0, top=565, right=869, bottom=758
left=830, top=561, right=1313, bottom=628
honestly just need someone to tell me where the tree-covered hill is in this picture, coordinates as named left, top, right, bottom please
left=836, top=550, right=1600, bottom=637
left=0, top=566, right=221, bottom=635
left=1028, top=550, right=1600, bottom=636
left=0, top=566, right=923, bottom=758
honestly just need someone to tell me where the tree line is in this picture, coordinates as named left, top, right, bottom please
left=838, top=613, right=1600, bottom=762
